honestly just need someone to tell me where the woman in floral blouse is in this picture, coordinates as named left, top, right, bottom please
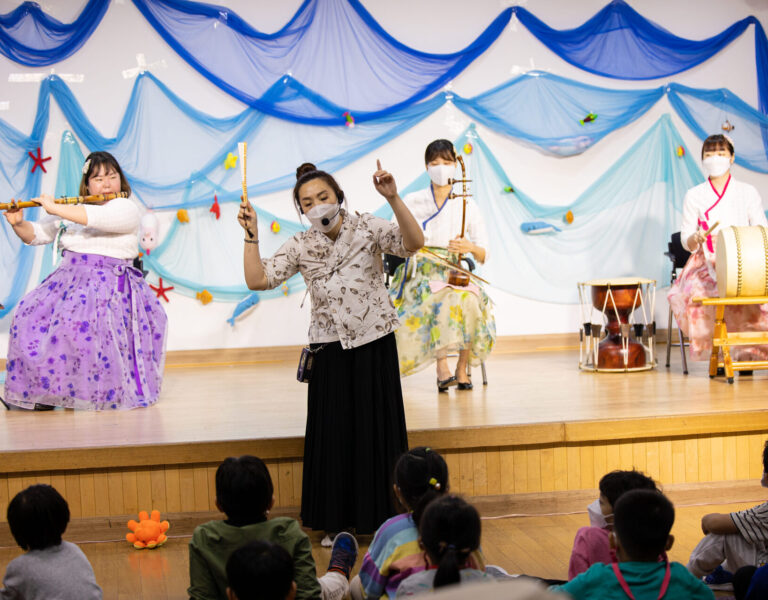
left=238, top=160, right=423, bottom=542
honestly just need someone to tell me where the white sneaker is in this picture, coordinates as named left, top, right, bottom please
left=321, top=534, right=333, bottom=547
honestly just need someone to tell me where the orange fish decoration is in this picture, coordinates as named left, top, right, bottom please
left=564, top=210, right=574, bottom=224
left=210, top=194, right=220, bottom=219
left=177, top=209, right=189, bottom=223
left=197, top=290, right=213, bottom=305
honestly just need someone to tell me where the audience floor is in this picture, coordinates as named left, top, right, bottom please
left=0, top=501, right=754, bottom=598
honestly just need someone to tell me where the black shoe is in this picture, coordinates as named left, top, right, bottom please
left=739, top=370, right=754, bottom=376
left=33, top=403, right=55, bottom=411
left=716, top=367, right=725, bottom=377
left=437, top=376, right=457, bottom=392
left=455, top=369, right=473, bottom=390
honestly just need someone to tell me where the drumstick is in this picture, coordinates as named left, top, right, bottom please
left=705, top=221, right=720, bottom=237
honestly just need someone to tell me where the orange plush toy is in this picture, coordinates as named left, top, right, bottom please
left=126, top=510, right=170, bottom=549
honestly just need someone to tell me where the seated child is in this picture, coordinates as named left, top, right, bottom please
left=569, top=469, right=658, bottom=579
left=225, top=541, right=295, bottom=600
left=687, top=440, right=768, bottom=586
left=353, top=447, right=460, bottom=599
left=553, top=489, right=714, bottom=599
left=354, top=447, right=489, bottom=599
left=396, top=495, right=493, bottom=597
left=188, top=455, right=357, bottom=600
left=1, top=484, right=102, bottom=599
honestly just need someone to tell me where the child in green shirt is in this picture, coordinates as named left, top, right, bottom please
left=188, top=455, right=357, bottom=600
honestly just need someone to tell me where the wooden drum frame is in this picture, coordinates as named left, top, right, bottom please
left=578, top=278, right=657, bottom=373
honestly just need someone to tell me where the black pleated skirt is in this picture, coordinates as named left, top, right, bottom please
left=300, top=332, right=408, bottom=534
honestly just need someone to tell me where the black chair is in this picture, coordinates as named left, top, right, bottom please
left=383, top=253, right=488, bottom=386
left=664, top=232, right=691, bottom=374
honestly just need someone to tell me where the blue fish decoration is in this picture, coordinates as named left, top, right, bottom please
left=227, top=292, right=260, bottom=326
left=520, top=221, right=561, bottom=235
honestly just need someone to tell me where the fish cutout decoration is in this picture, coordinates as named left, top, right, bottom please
left=227, top=292, right=260, bottom=326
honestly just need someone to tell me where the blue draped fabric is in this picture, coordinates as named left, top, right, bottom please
left=6, top=68, right=768, bottom=311
left=42, top=72, right=444, bottom=209
left=667, top=83, right=768, bottom=173
left=0, top=0, right=109, bottom=66
left=513, top=1, right=768, bottom=114
left=131, top=0, right=512, bottom=123
left=452, top=71, right=664, bottom=156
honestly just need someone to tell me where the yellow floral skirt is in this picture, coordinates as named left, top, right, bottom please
left=389, top=248, right=496, bottom=376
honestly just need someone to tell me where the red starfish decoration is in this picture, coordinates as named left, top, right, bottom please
left=210, top=194, right=220, bottom=219
left=28, top=147, right=51, bottom=174
left=149, top=277, right=174, bottom=302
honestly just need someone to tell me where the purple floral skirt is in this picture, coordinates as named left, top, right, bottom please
left=4, top=251, right=167, bottom=410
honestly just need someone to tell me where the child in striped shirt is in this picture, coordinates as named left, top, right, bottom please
left=352, top=447, right=484, bottom=599
left=688, top=440, right=768, bottom=587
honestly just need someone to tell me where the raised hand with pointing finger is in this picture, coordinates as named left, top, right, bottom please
left=373, top=159, right=398, bottom=203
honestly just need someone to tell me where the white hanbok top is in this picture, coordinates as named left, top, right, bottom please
left=28, top=196, right=141, bottom=260
left=681, top=177, right=767, bottom=257
left=401, top=187, right=489, bottom=260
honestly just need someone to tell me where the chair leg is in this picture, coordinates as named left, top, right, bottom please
left=481, top=362, right=488, bottom=386
left=665, top=304, right=673, bottom=368
left=678, top=325, right=688, bottom=375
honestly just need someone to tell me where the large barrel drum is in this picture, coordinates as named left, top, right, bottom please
left=715, top=225, right=768, bottom=297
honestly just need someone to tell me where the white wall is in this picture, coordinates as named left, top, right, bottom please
left=1, top=0, right=767, bottom=355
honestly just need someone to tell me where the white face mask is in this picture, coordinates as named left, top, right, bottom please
left=587, top=498, right=610, bottom=529
left=427, top=164, right=456, bottom=187
left=305, top=202, right=341, bottom=233
left=702, top=155, right=732, bottom=178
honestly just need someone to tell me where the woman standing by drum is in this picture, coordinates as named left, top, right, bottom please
left=389, top=139, right=495, bottom=391
left=238, top=160, right=423, bottom=543
left=668, top=134, right=768, bottom=364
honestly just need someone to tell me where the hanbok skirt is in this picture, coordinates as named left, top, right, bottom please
left=667, top=247, right=768, bottom=361
left=4, top=251, right=167, bottom=410
left=388, top=248, right=495, bottom=376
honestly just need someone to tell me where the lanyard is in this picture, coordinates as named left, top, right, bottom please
left=698, top=175, right=731, bottom=253
left=610, top=551, right=670, bottom=600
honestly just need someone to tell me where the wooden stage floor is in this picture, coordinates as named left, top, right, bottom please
left=1, top=347, right=766, bottom=457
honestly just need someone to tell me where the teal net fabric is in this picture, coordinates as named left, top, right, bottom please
left=452, top=71, right=664, bottom=156
left=0, top=113, right=44, bottom=319
left=38, top=131, right=86, bottom=282
left=377, top=117, right=702, bottom=303
left=667, top=83, right=768, bottom=173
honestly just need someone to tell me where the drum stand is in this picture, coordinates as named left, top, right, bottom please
left=694, top=296, right=768, bottom=383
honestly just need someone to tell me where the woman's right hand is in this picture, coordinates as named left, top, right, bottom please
left=688, top=228, right=709, bottom=250
left=3, top=203, right=23, bottom=226
left=237, top=196, right=258, bottom=238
